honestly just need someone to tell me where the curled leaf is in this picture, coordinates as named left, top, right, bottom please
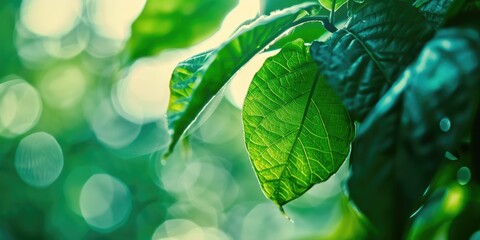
left=165, top=3, right=324, bottom=157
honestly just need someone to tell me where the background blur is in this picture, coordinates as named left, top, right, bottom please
left=0, top=0, right=364, bottom=239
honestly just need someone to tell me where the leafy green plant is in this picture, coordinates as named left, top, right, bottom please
left=129, top=0, right=480, bottom=238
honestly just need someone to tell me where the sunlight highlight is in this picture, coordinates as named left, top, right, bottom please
left=21, top=0, right=82, bottom=37
left=89, top=0, right=146, bottom=40
left=0, top=78, right=42, bottom=138
left=80, top=174, right=132, bottom=233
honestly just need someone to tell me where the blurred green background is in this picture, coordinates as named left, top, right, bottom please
left=1, top=0, right=478, bottom=239
left=0, top=0, right=363, bottom=239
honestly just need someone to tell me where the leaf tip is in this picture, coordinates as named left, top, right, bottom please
left=277, top=204, right=294, bottom=223
left=161, top=151, right=171, bottom=162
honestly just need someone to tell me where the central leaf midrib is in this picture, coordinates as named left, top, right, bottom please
left=247, top=64, right=316, bottom=136
left=272, top=70, right=322, bottom=200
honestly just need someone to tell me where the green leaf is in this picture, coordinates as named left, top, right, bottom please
left=242, top=39, right=354, bottom=206
left=416, top=0, right=454, bottom=28
left=348, top=18, right=480, bottom=238
left=413, top=0, right=430, bottom=7
left=127, top=0, right=238, bottom=61
left=448, top=187, right=480, bottom=240
left=260, top=0, right=318, bottom=14
left=311, top=0, right=434, bottom=121
left=260, top=0, right=329, bottom=51
left=168, top=50, right=213, bottom=125
left=269, top=22, right=328, bottom=51
left=319, top=0, right=348, bottom=11
left=165, top=3, right=323, bottom=157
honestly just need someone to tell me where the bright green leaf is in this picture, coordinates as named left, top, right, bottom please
left=242, top=39, right=354, bottom=206
left=168, top=50, right=213, bottom=124
left=311, top=0, right=434, bottom=121
left=260, top=0, right=328, bottom=51
left=260, top=0, right=318, bottom=14
left=127, top=0, right=238, bottom=61
left=318, top=0, right=348, bottom=11
left=165, top=3, right=324, bottom=157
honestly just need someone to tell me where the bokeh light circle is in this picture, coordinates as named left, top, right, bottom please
left=38, top=65, right=87, bottom=109
left=88, top=0, right=146, bottom=40
left=90, top=100, right=142, bottom=149
left=113, top=57, right=179, bottom=124
left=80, top=174, right=132, bottom=232
left=15, top=132, right=64, bottom=187
left=0, top=79, right=42, bottom=138
left=151, top=222, right=231, bottom=240
left=226, top=52, right=277, bottom=109
left=20, top=0, right=82, bottom=37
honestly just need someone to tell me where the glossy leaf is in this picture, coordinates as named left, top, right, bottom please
left=165, top=3, right=322, bottom=156
left=243, top=39, right=354, bottom=206
left=311, top=0, right=434, bottom=121
left=415, top=0, right=454, bottom=29
left=348, top=18, right=480, bottom=238
left=127, top=0, right=238, bottom=61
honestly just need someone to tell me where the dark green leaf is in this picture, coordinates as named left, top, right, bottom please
left=127, top=0, right=238, bottom=61
left=441, top=0, right=480, bottom=24
left=243, top=39, right=354, bottom=206
left=413, top=0, right=430, bottom=7
left=165, top=3, right=323, bottom=157
left=348, top=19, right=480, bottom=238
left=416, top=0, right=454, bottom=29
left=448, top=187, right=480, bottom=240
left=311, top=0, right=434, bottom=121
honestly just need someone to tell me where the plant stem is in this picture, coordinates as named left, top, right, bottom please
left=330, top=0, right=336, bottom=23
left=294, top=16, right=338, bottom=33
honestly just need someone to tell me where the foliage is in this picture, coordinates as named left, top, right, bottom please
left=243, top=39, right=354, bottom=206
left=127, top=0, right=238, bottom=61
left=1, top=0, right=479, bottom=239
left=164, top=2, right=324, bottom=156
left=156, top=0, right=480, bottom=238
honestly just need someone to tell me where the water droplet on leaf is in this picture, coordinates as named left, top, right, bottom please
left=457, top=167, right=471, bottom=186
left=439, top=117, right=451, bottom=132
left=470, top=230, right=480, bottom=240
left=445, top=152, right=458, bottom=161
